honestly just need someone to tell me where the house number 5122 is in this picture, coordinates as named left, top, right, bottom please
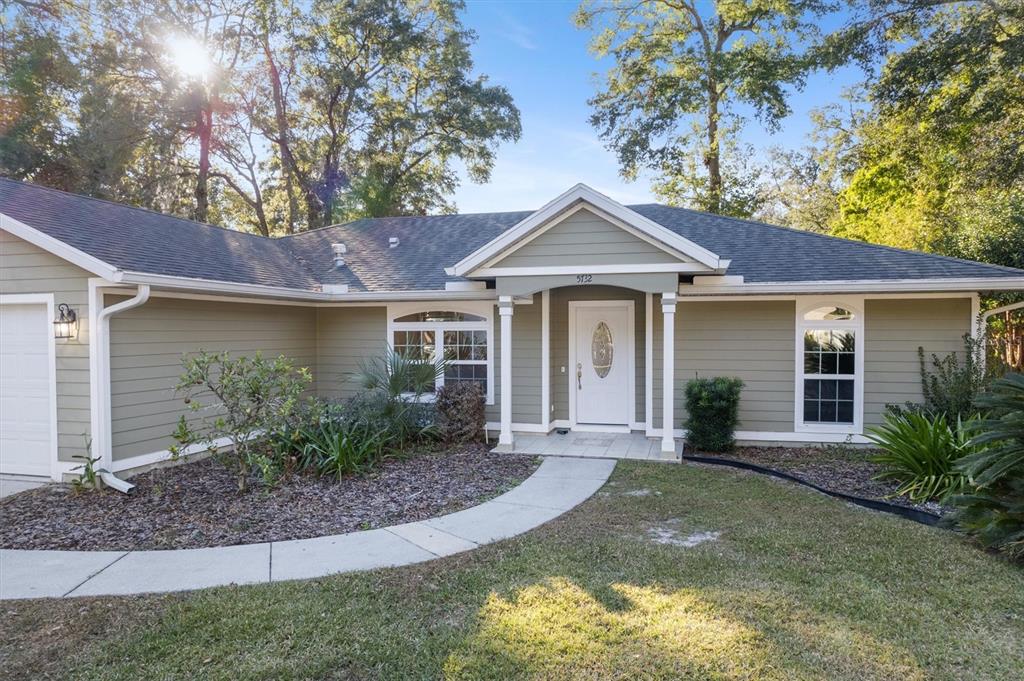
left=576, top=274, right=593, bottom=284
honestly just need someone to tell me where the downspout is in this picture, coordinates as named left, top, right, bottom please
left=95, top=284, right=151, bottom=493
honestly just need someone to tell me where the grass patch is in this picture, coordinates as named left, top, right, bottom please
left=3, top=462, right=1022, bottom=680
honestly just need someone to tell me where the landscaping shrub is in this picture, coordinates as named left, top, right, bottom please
left=916, top=334, right=988, bottom=420
left=866, top=411, right=975, bottom=502
left=297, top=417, right=391, bottom=479
left=684, top=377, right=744, bottom=452
left=174, top=351, right=311, bottom=491
left=949, top=373, right=1024, bottom=559
left=435, top=382, right=485, bottom=443
left=352, top=348, right=443, bottom=447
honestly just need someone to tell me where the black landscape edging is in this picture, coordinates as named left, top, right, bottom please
left=681, top=454, right=943, bottom=526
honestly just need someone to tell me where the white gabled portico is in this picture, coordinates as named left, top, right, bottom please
left=458, top=184, right=726, bottom=454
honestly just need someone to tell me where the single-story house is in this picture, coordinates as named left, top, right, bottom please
left=3, top=178, right=1024, bottom=488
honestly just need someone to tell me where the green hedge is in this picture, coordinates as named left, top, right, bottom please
left=684, top=377, right=744, bottom=452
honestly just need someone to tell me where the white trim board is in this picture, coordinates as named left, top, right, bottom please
left=678, top=278, right=1024, bottom=295
left=1, top=214, right=120, bottom=280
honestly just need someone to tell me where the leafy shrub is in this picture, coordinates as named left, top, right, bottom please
left=949, top=373, right=1024, bottom=559
left=866, top=411, right=975, bottom=502
left=352, top=348, right=443, bottom=448
left=684, top=377, right=744, bottom=452
left=917, top=334, right=987, bottom=420
left=297, top=417, right=391, bottom=479
left=435, top=382, right=485, bottom=444
left=174, top=351, right=311, bottom=491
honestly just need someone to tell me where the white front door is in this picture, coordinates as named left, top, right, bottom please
left=572, top=303, right=633, bottom=425
left=0, top=303, right=54, bottom=477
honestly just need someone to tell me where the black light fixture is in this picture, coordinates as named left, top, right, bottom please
left=54, top=303, right=78, bottom=339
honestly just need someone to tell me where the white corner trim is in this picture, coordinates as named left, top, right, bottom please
left=1, top=213, right=121, bottom=280
left=447, top=183, right=723, bottom=276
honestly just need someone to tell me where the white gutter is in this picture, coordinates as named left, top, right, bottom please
left=677, top=277, right=1024, bottom=296
left=94, top=284, right=150, bottom=493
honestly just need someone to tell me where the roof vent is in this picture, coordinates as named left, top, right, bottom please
left=389, top=236, right=400, bottom=248
left=331, top=242, right=347, bottom=268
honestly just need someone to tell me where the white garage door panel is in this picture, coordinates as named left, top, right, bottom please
left=0, top=303, right=54, bottom=477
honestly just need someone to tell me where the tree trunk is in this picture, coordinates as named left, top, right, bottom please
left=704, top=83, right=722, bottom=214
left=193, top=103, right=213, bottom=223
left=261, top=33, right=301, bottom=234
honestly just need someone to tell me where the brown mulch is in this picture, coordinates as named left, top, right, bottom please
left=0, top=444, right=539, bottom=551
left=689, top=446, right=950, bottom=516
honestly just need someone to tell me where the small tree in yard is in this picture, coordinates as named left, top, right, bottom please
left=174, top=351, right=311, bottom=492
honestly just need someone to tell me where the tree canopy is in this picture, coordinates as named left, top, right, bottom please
left=575, top=0, right=835, bottom=217
left=0, top=0, right=521, bottom=233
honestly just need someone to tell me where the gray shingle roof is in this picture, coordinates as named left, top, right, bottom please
left=2, top=177, right=1021, bottom=293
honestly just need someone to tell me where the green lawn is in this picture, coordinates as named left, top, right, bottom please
left=4, top=462, right=1023, bottom=680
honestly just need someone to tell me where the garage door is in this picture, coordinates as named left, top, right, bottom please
left=0, top=303, right=54, bottom=477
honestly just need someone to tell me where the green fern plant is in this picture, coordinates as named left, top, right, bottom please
left=867, top=411, right=976, bottom=502
left=949, top=373, right=1024, bottom=559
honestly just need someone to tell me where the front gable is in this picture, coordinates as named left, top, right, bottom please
left=446, top=184, right=728, bottom=279
left=490, top=206, right=687, bottom=269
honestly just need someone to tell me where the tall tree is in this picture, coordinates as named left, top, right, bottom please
left=576, top=0, right=833, bottom=216
left=825, top=1, right=1024, bottom=260
left=1, top=0, right=520, bottom=232
left=262, top=0, right=520, bottom=230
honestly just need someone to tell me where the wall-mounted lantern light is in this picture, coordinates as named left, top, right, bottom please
left=54, top=303, right=79, bottom=339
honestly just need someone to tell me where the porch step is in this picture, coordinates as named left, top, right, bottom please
left=492, top=432, right=682, bottom=462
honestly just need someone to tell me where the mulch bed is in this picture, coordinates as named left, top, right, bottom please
left=0, top=444, right=539, bottom=551
left=690, top=446, right=950, bottom=516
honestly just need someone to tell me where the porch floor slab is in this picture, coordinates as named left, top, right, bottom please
left=496, top=431, right=682, bottom=462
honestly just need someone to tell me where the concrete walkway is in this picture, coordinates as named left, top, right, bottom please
left=0, top=456, right=615, bottom=600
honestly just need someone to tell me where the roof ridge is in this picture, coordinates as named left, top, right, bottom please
left=0, top=176, right=276, bottom=242
left=641, top=203, right=1024, bottom=275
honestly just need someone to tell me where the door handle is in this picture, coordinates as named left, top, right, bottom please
left=576, top=362, right=582, bottom=390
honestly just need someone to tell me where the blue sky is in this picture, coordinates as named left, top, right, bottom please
left=451, top=1, right=863, bottom=213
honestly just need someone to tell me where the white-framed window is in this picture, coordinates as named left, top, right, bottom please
left=387, top=303, right=494, bottom=404
left=795, top=300, right=864, bottom=434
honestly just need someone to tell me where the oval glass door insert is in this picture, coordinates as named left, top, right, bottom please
left=591, top=321, right=614, bottom=378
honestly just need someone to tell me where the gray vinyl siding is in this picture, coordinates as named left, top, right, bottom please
left=550, top=285, right=646, bottom=424
left=492, top=208, right=684, bottom=268
left=0, top=230, right=92, bottom=463
left=108, top=296, right=317, bottom=460
left=653, top=299, right=796, bottom=432
left=315, top=306, right=387, bottom=401
left=863, top=298, right=971, bottom=426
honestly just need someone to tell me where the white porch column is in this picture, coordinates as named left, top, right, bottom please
left=661, top=292, right=677, bottom=454
left=498, top=295, right=515, bottom=447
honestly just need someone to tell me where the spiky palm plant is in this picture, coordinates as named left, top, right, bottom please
left=949, top=373, right=1024, bottom=559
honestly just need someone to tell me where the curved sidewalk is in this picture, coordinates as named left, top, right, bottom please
left=0, top=456, right=616, bottom=600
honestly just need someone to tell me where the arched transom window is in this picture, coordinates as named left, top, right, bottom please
left=389, top=304, right=493, bottom=403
